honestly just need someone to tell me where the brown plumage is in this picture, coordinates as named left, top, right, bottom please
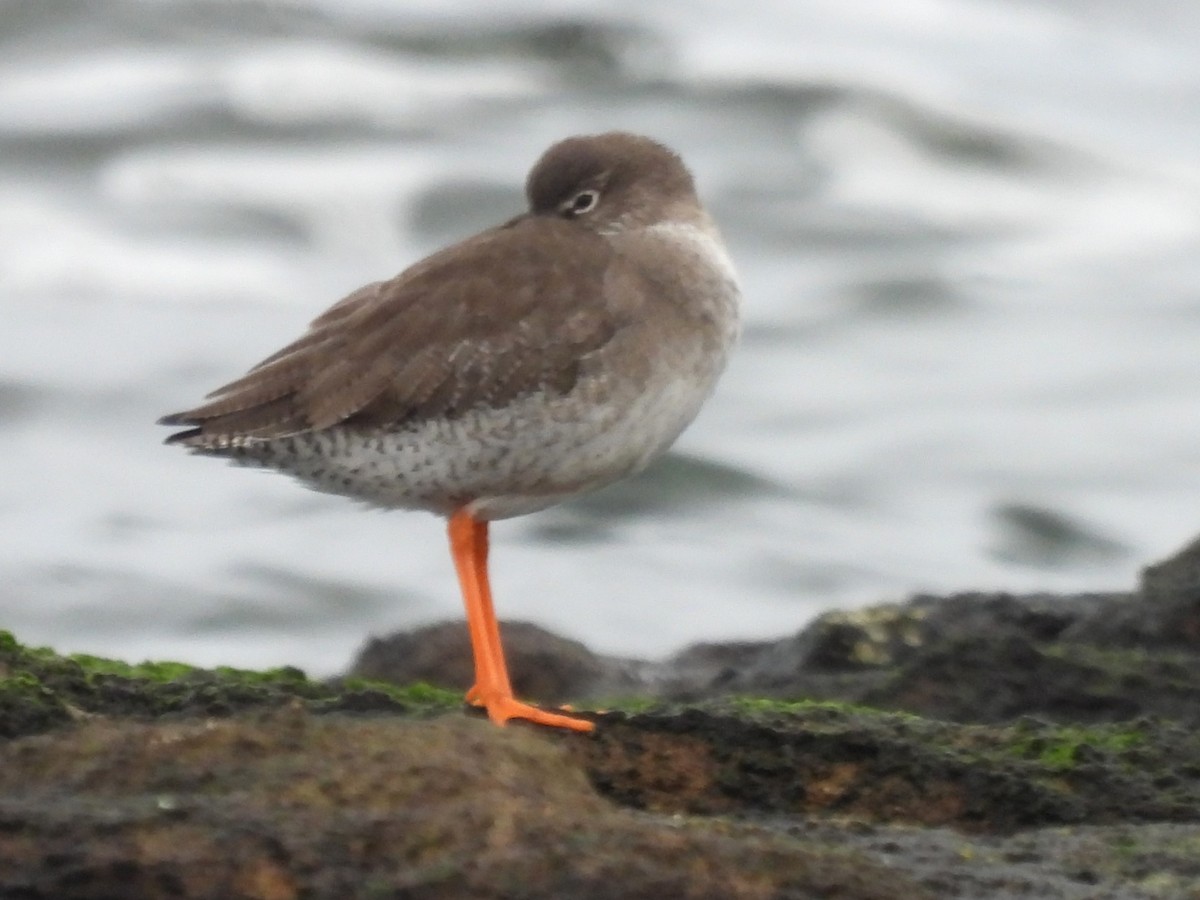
left=159, top=132, right=740, bottom=732
left=161, top=220, right=623, bottom=445
left=159, top=132, right=706, bottom=449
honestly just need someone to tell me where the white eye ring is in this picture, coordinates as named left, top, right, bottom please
left=563, top=189, right=600, bottom=217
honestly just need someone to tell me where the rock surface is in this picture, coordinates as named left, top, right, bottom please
left=350, top=537, right=1200, bottom=726
left=4, top=536, right=1200, bottom=898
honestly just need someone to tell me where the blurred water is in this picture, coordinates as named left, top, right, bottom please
left=2, top=0, right=1199, bottom=674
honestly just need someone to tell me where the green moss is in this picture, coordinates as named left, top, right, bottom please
left=707, top=693, right=1164, bottom=795
left=338, top=677, right=462, bottom=708
left=581, top=695, right=661, bottom=715
left=1007, top=725, right=1145, bottom=771
left=214, top=664, right=311, bottom=685
left=71, top=654, right=200, bottom=682
left=69, top=652, right=320, bottom=688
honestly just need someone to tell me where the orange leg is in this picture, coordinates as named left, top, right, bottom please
left=447, top=509, right=594, bottom=733
left=449, top=511, right=510, bottom=704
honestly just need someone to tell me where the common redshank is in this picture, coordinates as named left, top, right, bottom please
left=159, top=132, right=741, bottom=732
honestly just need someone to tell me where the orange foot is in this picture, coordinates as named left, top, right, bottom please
left=467, top=690, right=595, bottom=733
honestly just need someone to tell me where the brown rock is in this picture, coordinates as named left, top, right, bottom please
left=0, top=706, right=924, bottom=899
left=346, top=619, right=645, bottom=703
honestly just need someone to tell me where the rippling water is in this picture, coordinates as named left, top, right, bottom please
left=3, top=0, right=1199, bottom=674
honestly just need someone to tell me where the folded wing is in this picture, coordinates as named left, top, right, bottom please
left=159, top=218, right=624, bottom=449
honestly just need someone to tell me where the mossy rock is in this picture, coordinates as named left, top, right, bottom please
left=0, top=630, right=460, bottom=739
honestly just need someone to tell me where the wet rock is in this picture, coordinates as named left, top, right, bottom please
left=6, top=535, right=1200, bottom=897
left=0, top=707, right=927, bottom=900
left=0, top=630, right=453, bottom=740
left=347, top=573, right=1200, bottom=729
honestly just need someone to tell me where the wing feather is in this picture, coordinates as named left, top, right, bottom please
left=159, top=218, right=624, bottom=449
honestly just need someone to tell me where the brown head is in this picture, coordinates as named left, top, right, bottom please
left=524, top=132, right=702, bottom=232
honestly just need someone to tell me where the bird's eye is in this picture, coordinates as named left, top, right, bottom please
left=562, top=189, right=600, bottom=217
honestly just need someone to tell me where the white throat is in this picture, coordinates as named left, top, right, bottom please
left=644, top=218, right=739, bottom=286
